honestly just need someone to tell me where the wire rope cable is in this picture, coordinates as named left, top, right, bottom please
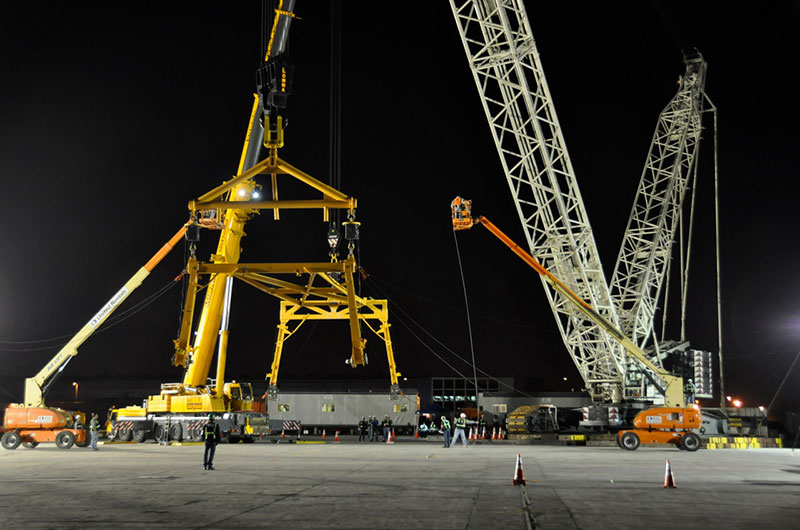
left=452, top=230, right=481, bottom=405
left=363, top=270, right=534, bottom=398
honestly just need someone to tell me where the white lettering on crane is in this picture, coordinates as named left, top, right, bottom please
left=36, top=415, right=53, bottom=423
left=90, top=287, right=129, bottom=327
left=645, top=415, right=663, bottom=424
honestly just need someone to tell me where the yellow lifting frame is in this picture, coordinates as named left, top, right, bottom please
left=266, top=298, right=401, bottom=400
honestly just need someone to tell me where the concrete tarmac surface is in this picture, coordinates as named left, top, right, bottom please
left=1, top=438, right=799, bottom=529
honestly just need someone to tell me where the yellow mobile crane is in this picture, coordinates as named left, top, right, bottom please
left=111, top=3, right=402, bottom=443
left=1, top=227, right=187, bottom=450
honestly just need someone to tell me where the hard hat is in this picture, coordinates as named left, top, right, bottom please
left=460, top=413, right=466, bottom=418
left=208, top=413, right=216, bottom=420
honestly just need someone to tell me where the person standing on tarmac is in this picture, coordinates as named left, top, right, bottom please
left=89, top=413, right=100, bottom=450
left=478, top=414, right=487, bottom=439
left=369, top=415, right=380, bottom=442
left=381, top=415, right=393, bottom=441
left=440, top=415, right=451, bottom=448
left=203, top=413, right=221, bottom=470
left=450, top=412, right=469, bottom=447
left=358, top=416, right=369, bottom=442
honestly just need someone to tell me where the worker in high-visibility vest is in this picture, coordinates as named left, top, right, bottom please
left=381, top=415, right=393, bottom=442
left=440, top=415, right=451, bottom=448
left=203, top=413, right=221, bottom=470
left=450, top=413, right=469, bottom=447
left=89, top=413, right=100, bottom=451
left=358, top=417, right=369, bottom=443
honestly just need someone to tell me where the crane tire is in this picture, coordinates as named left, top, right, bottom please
left=620, top=432, right=640, bottom=451
left=681, top=432, right=701, bottom=452
left=132, top=429, right=147, bottom=443
left=168, top=423, right=183, bottom=442
left=116, top=429, right=133, bottom=442
left=55, top=430, right=75, bottom=449
left=152, top=424, right=166, bottom=443
left=2, top=431, right=22, bottom=450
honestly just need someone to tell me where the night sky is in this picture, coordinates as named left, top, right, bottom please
left=2, top=2, right=798, bottom=417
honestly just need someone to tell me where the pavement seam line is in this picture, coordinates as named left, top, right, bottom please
left=520, top=484, right=537, bottom=530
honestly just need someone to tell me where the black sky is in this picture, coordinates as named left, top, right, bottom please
left=1, top=2, right=799, bottom=416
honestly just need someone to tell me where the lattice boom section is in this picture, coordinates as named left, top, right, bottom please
left=610, top=57, right=706, bottom=349
left=450, top=0, right=625, bottom=396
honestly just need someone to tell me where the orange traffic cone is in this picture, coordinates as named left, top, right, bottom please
left=322, top=429, right=326, bottom=439
left=468, top=427, right=474, bottom=441
left=481, top=427, right=486, bottom=440
left=512, top=453, right=526, bottom=486
left=491, top=427, right=497, bottom=440
left=281, top=430, right=285, bottom=439
left=663, top=459, right=676, bottom=488
left=334, top=430, right=340, bottom=443
left=386, top=429, right=394, bottom=444
left=414, top=429, right=419, bottom=439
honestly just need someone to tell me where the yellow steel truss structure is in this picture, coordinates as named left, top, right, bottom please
left=170, top=96, right=401, bottom=402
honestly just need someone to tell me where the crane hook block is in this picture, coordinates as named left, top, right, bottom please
left=256, top=52, right=294, bottom=114
left=343, top=220, right=360, bottom=241
left=185, top=224, right=201, bottom=243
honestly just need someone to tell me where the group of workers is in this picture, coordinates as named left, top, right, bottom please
left=358, top=415, right=394, bottom=442
left=418, top=413, right=490, bottom=447
left=66, top=412, right=101, bottom=450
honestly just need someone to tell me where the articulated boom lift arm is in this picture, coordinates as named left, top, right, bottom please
left=452, top=198, right=684, bottom=407
left=23, top=226, right=188, bottom=407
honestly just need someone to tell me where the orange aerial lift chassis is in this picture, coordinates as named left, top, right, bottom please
left=1, top=227, right=187, bottom=450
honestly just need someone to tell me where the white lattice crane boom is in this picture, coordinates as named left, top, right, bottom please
left=449, top=1, right=709, bottom=405
left=610, top=55, right=707, bottom=359
left=449, top=0, right=626, bottom=401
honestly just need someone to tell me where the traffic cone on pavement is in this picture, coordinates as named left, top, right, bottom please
left=481, top=427, right=486, bottom=440
left=414, top=429, right=419, bottom=439
left=512, top=453, right=526, bottom=486
left=322, top=429, right=326, bottom=439
left=281, top=430, right=285, bottom=439
left=334, top=431, right=340, bottom=443
left=663, top=459, right=677, bottom=488
left=491, top=427, right=497, bottom=440
left=386, top=429, right=394, bottom=444
left=468, top=427, right=474, bottom=441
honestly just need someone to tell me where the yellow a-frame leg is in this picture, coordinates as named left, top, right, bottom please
left=265, top=298, right=402, bottom=400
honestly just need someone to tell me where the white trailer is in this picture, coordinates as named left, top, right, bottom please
left=268, top=390, right=419, bottom=434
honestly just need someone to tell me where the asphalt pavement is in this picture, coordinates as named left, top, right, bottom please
left=1, top=436, right=798, bottom=529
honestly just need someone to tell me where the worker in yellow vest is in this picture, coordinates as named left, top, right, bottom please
left=203, top=413, right=221, bottom=470
left=450, top=413, right=468, bottom=447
